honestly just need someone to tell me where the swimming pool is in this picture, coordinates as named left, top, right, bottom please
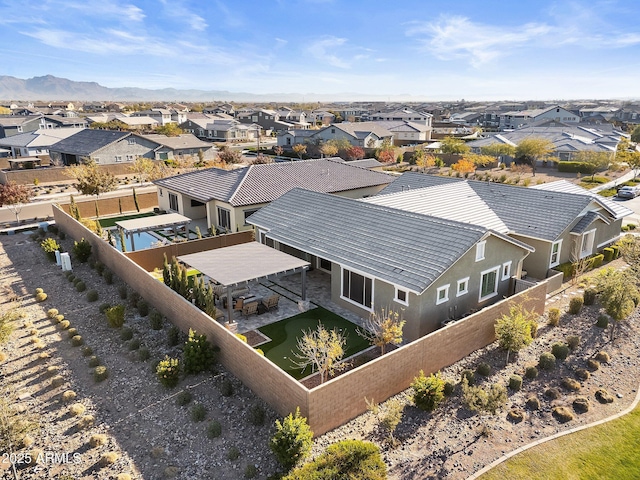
left=110, top=230, right=163, bottom=252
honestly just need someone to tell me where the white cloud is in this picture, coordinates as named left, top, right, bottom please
left=307, top=36, right=350, bottom=68
left=159, top=0, right=208, bottom=31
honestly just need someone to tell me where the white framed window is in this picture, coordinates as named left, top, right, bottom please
left=217, top=207, right=231, bottom=231
left=115, top=155, right=122, bottom=162
left=550, top=240, right=562, bottom=267
left=317, top=257, right=332, bottom=273
left=394, top=287, right=408, bottom=306
left=436, top=285, right=450, bottom=305
left=456, top=277, right=469, bottom=297
left=479, top=266, right=500, bottom=302
left=168, top=193, right=179, bottom=212
left=243, top=208, right=260, bottom=225
left=502, top=261, right=512, bottom=281
left=128, top=138, right=135, bottom=145
left=580, top=230, right=596, bottom=258
left=341, top=267, right=373, bottom=310
left=476, top=241, right=486, bottom=262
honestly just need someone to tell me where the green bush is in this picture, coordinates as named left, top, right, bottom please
left=46, top=308, right=59, bottom=318
left=567, top=335, right=580, bottom=350
left=128, top=339, right=141, bottom=351
left=575, top=368, right=590, bottom=380
left=88, top=356, right=100, bottom=368
left=129, top=291, right=141, bottom=308
left=461, top=369, right=475, bottom=386
left=553, top=406, right=575, bottom=423
left=67, top=274, right=76, bottom=283
left=595, top=389, right=614, bottom=404
left=156, top=356, right=180, bottom=388
left=587, top=358, right=600, bottom=371
left=137, top=348, right=150, bottom=362
left=562, top=377, right=581, bottom=391
left=102, top=270, right=113, bottom=285
left=244, top=464, right=258, bottom=479
left=611, top=245, right=620, bottom=258
left=596, top=314, right=609, bottom=328
left=183, top=329, right=218, bottom=375
left=545, top=387, right=561, bottom=400
left=99, top=303, right=111, bottom=314
left=507, top=408, right=525, bottom=423
left=175, top=391, right=192, bottom=406
left=118, top=285, right=128, bottom=299
left=583, top=288, right=597, bottom=306
left=67, top=328, right=78, bottom=338
left=557, top=161, right=594, bottom=174
left=137, top=300, right=149, bottom=317
left=207, top=420, right=222, bottom=439
left=54, top=314, right=64, bottom=323
left=226, top=446, right=240, bottom=461
left=526, top=396, right=541, bottom=410
left=509, top=374, right=523, bottom=391
left=95, top=262, right=105, bottom=275
left=595, top=351, right=611, bottom=363
left=86, top=290, right=99, bottom=302
left=443, top=381, right=455, bottom=396
left=269, top=407, right=313, bottom=470
left=220, top=378, right=234, bottom=397
left=556, top=262, right=575, bottom=280
left=82, top=346, right=93, bottom=357
left=71, top=335, right=83, bottom=347
left=167, top=326, right=181, bottom=346
left=249, top=403, right=266, bottom=426
left=94, top=366, right=108, bottom=382
left=411, top=370, right=446, bottom=412
left=284, top=439, right=385, bottom=480
left=59, top=320, right=70, bottom=330
left=476, top=362, right=492, bottom=377
left=591, top=254, right=604, bottom=268
left=603, top=247, right=614, bottom=262
left=72, top=239, right=92, bottom=263
left=191, top=403, right=207, bottom=422
left=568, top=297, right=583, bottom=314
left=40, top=238, right=60, bottom=261
left=105, top=305, right=125, bottom=328
left=35, top=292, right=47, bottom=302
left=547, top=308, right=561, bottom=326
left=120, top=327, right=133, bottom=341
left=525, top=365, right=538, bottom=379
left=539, top=352, right=556, bottom=370
left=551, top=342, right=570, bottom=360
left=149, top=310, right=163, bottom=330
left=75, top=281, right=86, bottom=293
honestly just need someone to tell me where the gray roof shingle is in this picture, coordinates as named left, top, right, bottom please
left=248, top=188, right=523, bottom=293
left=49, top=129, right=130, bottom=156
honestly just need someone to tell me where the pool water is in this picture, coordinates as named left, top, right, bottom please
left=110, top=230, right=163, bottom=252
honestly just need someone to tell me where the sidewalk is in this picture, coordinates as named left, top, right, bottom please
left=590, top=170, right=636, bottom=193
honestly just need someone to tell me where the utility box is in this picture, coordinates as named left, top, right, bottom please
left=60, top=252, right=72, bottom=271
left=55, top=250, right=61, bottom=266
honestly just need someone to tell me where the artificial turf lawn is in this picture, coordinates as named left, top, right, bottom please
left=479, top=404, right=640, bottom=480
left=257, top=306, right=370, bottom=380
left=98, top=211, right=156, bottom=228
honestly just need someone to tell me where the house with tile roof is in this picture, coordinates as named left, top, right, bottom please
left=153, top=158, right=394, bottom=233
left=499, top=105, right=579, bottom=130
left=247, top=188, right=534, bottom=341
left=0, top=115, right=43, bottom=138
left=374, top=173, right=631, bottom=279
left=0, top=128, right=84, bottom=158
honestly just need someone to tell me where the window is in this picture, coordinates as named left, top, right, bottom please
left=436, top=285, right=450, bottom=305
left=128, top=138, right=135, bottom=145
left=243, top=208, right=260, bottom=224
left=317, top=257, right=332, bottom=272
left=115, top=155, right=122, bottom=162
left=457, top=277, right=469, bottom=297
left=168, top=193, right=179, bottom=212
left=581, top=230, right=595, bottom=258
left=190, top=199, right=205, bottom=208
left=549, top=240, right=562, bottom=267
left=331, top=128, right=335, bottom=134
left=479, top=267, right=500, bottom=301
left=476, top=241, right=486, bottom=261
left=126, top=155, right=134, bottom=162
left=502, top=261, right=512, bottom=280
left=395, top=287, right=408, bottom=306
left=217, top=207, right=231, bottom=231
left=159, top=188, right=163, bottom=197
left=341, top=268, right=373, bottom=309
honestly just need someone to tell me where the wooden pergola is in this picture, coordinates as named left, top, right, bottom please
left=115, top=213, right=191, bottom=251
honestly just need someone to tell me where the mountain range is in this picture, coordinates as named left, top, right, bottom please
left=0, top=75, right=413, bottom=103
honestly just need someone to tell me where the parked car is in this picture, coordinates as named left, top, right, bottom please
left=617, top=186, right=640, bottom=199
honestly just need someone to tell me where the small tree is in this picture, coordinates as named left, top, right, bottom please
left=345, top=146, right=365, bottom=161
left=515, top=137, right=554, bottom=176
left=440, top=136, right=470, bottom=155
left=494, top=304, right=536, bottom=364
left=380, top=398, right=403, bottom=445
left=480, top=143, right=516, bottom=163
left=319, top=143, right=338, bottom=158
left=183, top=329, right=217, bottom=374
left=357, top=306, right=404, bottom=355
left=451, top=158, right=476, bottom=175
left=375, top=139, right=396, bottom=163
left=292, top=323, right=346, bottom=383
left=292, top=143, right=307, bottom=159
left=65, top=160, right=118, bottom=198
left=217, top=146, right=243, bottom=164
left=594, top=268, right=638, bottom=341
left=72, top=238, right=92, bottom=263
left=154, top=123, right=183, bottom=136
left=411, top=370, right=446, bottom=412
left=273, top=145, right=284, bottom=156
left=269, top=407, right=313, bottom=471
left=0, top=182, right=32, bottom=224
left=573, top=151, right=611, bottom=181
left=128, top=157, right=157, bottom=183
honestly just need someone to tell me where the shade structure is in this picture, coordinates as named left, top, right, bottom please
left=178, top=242, right=310, bottom=322
left=115, top=213, right=191, bottom=234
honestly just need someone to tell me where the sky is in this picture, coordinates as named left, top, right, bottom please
left=0, top=0, right=639, bottom=100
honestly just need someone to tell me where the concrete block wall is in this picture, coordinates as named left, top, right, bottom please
left=58, top=192, right=158, bottom=218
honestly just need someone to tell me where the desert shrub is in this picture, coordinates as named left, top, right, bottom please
left=116, top=474, right=132, bottom=480
left=40, top=238, right=60, bottom=261
left=461, top=369, right=475, bottom=386
left=175, top=391, right=192, bottom=406
left=562, top=377, right=581, bottom=391
left=244, top=464, right=258, bottom=479
left=587, top=359, right=601, bottom=371
left=61, top=390, right=77, bottom=403
left=190, top=403, right=207, bottom=422
left=547, top=308, right=561, bottom=326
left=183, top=329, right=218, bottom=375
left=525, top=396, right=541, bottom=410
left=118, top=285, right=128, bottom=299
left=120, top=327, right=133, bottom=341
left=51, top=375, right=64, bottom=387
left=236, top=333, right=247, bottom=343
left=167, top=326, right=181, bottom=346
left=88, top=356, right=100, bottom=367
left=128, top=339, right=141, bottom=351
left=595, top=351, right=611, bottom=363
left=462, top=379, right=507, bottom=415
left=59, top=320, right=70, bottom=330
left=568, top=297, right=583, bottom=314
left=220, top=378, right=234, bottom=397
left=73, top=277, right=82, bottom=287
left=149, top=310, right=163, bottom=330
left=595, top=388, right=614, bottom=404
left=46, top=365, right=60, bottom=377
left=99, top=452, right=119, bottom=467
left=509, top=374, right=523, bottom=391
left=105, top=305, right=125, bottom=328
left=72, top=239, right=92, bottom=263
left=89, top=434, right=108, bottom=447
left=75, top=281, right=86, bottom=293
left=34, top=288, right=44, bottom=295
left=443, top=381, right=455, bottom=396
left=573, top=397, right=590, bottom=413
left=539, top=352, right=556, bottom=370
left=603, top=247, right=615, bottom=262
left=94, top=366, right=108, bottom=382
left=269, top=407, right=313, bottom=470
left=129, top=291, right=141, bottom=308
left=476, top=362, right=491, bottom=377
left=249, top=403, right=266, bottom=426
left=136, top=300, right=149, bottom=317
left=54, top=314, right=64, bottom=323
left=553, top=406, right=575, bottom=423
left=156, top=356, right=180, bottom=388
left=525, top=365, right=538, bottom=379
left=47, top=308, right=59, bottom=318
left=99, top=303, right=111, bottom=314
left=596, top=314, right=609, bottom=328
left=137, top=348, right=150, bottom=362
left=567, top=335, right=580, bottom=350
left=78, top=415, right=95, bottom=430
left=67, top=274, right=75, bottom=283
left=35, top=292, right=47, bottom=302
left=411, top=370, right=445, bottom=412
left=71, top=335, right=83, bottom=347
left=551, top=342, right=570, bottom=360
left=507, top=408, right=525, bottom=423
left=575, top=368, right=590, bottom=380
left=544, top=387, right=561, bottom=400
left=95, top=262, right=105, bottom=275
left=82, top=346, right=93, bottom=357
left=66, top=327, right=77, bottom=337
left=86, top=290, right=99, bottom=302
left=69, top=403, right=86, bottom=416
left=227, top=446, right=240, bottom=461
left=583, top=288, right=597, bottom=306
left=207, top=420, right=222, bottom=439
left=103, top=270, right=113, bottom=284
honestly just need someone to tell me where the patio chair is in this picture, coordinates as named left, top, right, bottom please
left=261, top=294, right=280, bottom=311
left=242, top=301, right=258, bottom=318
